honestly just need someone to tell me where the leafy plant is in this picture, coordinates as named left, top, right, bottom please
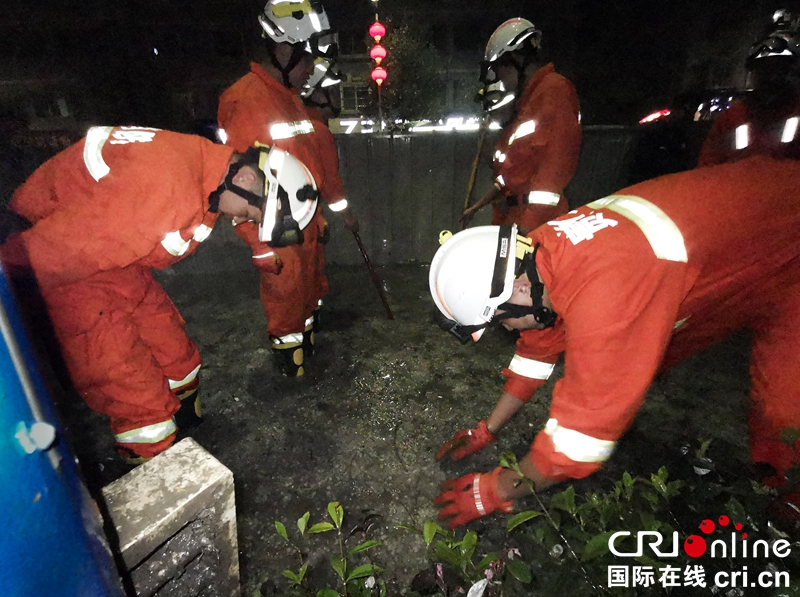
left=273, top=502, right=386, bottom=597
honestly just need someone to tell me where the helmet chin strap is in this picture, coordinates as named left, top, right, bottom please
left=208, top=152, right=264, bottom=213
left=494, top=242, right=557, bottom=327
left=270, top=42, right=308, bottom=89
left=304, top=88, right=341, bottom=117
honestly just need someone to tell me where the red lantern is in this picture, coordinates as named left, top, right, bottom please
left=371, top=66, right=387, bottom=86
left=369, top=21, right=386, bottom=42
left=369, top=44, right=387, bottom=64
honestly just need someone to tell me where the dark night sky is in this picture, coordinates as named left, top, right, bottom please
left=1, top=0, right=799, bottom=126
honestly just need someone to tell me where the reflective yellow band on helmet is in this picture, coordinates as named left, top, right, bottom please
left=328, top=198, right=348, bottom=212
left=587, top=195, right=687, bottom=263
left=271, top=0, right=312, bottom=18
left=544, top=418, right=615, bottom=463
left=83, top=126, right=114, bottom=181
left=116, top=419, right=177, bottom=444
left=270, top=120, right=315, bottom=140
left=508, top=355, right=555, bottom=380
left=161, top=231, right=191, bottom=256
left=168, top=364, right=201, bottom=390
left=192, top=224, right=213, bottom=242
left=527, top=191, right=560, bottom=206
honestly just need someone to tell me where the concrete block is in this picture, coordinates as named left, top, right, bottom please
left=101, top=438, right=239, bottom=597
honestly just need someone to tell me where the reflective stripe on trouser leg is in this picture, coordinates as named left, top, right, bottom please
left=271, top=333, right=304, bottom=377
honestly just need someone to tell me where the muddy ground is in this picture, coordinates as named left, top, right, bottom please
left=56, top=245, right=756, bottom=596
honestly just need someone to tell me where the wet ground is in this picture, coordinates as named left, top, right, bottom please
left=57, top=256, right=755, bottom=596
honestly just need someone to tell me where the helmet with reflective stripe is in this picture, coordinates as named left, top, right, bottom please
left=429, top=225, right=518, bottom=342
left=258, top=147, right=319, bottom=246
left=481, top=18, right=542, bottom=84
left=259, top=0, right=337, bottom=59
left=747, top=9, right=800, bottom=67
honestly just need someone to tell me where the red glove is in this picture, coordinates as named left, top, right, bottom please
left=434, top=467, right=513, bottom=529
left=436, top=419, right=496, bottom=461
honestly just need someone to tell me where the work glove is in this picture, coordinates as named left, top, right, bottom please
left=434, top=467, right=513, bottom=529
left=436, top=419, right=496, bottom=461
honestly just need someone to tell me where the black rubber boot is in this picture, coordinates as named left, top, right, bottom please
left=174, top=387, right=203, bottom=430
left=272, top=343, right=305, bottom=377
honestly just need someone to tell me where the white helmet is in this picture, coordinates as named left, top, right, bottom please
left=258, top=0, right=338, bottom=59
left=301, top=58, right=342, bottom=99
left=481, top=18, right=542, bottom=84
left=258, top=147, right=319, bottom=246
left=429, top=225, right=518, bottom=342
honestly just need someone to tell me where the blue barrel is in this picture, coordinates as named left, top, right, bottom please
left=0, top=264, right=125, bottom=597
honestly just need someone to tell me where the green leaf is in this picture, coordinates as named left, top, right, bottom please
left=275, top=521, right=289, bottom=541
left=298, top=563, right=308, bottom=583
left=331, top=555, right=346, bottom=580
left=650, top=472, right=668, bottom=499
left=499, top=451, right=518, bottom=470
left=726, top=497, right=747, bottom=524
left=423, top=520, right=440, bottom=546
left=581, top=531, right=615, bottom=561
left=505, top=559, right=532, bottom=584
left=349, top=539, right=381, bottom=555
left=550, top=486, right=576, bottom=515
left=308, top=522, right=335, bottom=534
left=622, top=471, right=634, bottom=487
left=476, top=553, right=499, bottom=572
left=507, top=510, right=542, bottom=532
left=395, top=523, right=422, bottom=535
left=461, top=530, right=478, bottom=554
left=328, top=501, right=344, bottom=529
left=297, top=512, right=310, bottom=536
left=346, top=563, right=383, bottom=582
left=432, top=540, right=463, bottom=568
left=282, top=569, right=299, bottom=583
left=316, top=590, right=339, bottom=597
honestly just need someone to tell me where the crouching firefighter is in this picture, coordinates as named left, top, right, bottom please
left=0, top=127, right=272, bottom=463
left=231, top=146, right=321, bottom=377
left=430, top=155, right=800, bottom=528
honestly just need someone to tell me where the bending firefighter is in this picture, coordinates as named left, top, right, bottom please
left=0, top=127, right=284, bottom=463
left=460, top=18, right=581, bottom=232
left=430, top=155, right=800, bottom=528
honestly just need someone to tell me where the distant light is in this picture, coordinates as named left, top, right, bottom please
left=735, top=124, right=749, bottom=149
left=782, top=117, right=798, bottom=143
left=638, top=109, right=671, bottom=125
left=216, top=128, right=228, bottom=144
left=371, top=66, right=387, bottom=86
left=370, top=44, right=387, bottom=64
left=153, top=48, right=159, bottom=56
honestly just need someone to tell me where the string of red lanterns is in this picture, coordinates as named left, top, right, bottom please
left=369, top=20, right=387, bottom=86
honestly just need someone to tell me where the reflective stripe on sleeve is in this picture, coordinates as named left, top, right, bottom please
left=304, top=315, right=314, bottom=328
left=508, top=120, right=537, bottom=145
left=328, top=198, right=348, bottom=212
left=495, top=175, right=506, bottom=188
left=782, top=117, right=798, bottom=143
left=270, top=120, right=315, bottom=140
left=168, top=364, right=201, bottom=390
left=115, top=419, right=177, bottom=445
left=83, top=126, right=114, bottom=181
left=543, top=418, right=615, bottom=463
left=253, top=251, right=275, bottom=260
left=192, top=224, right=213, bottom=242
left=735, top=124, right=749, bottom=150
left=586, top=195, right=687, bottom=263
left=161, top=231, right=191, bottom=256
left=526, top=191, right=561, bottom=206
left=508, top=355, right=555, bottom=380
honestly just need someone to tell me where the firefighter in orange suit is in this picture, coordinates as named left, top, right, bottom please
left=431, top=155, right=800, bottom=528
left=698, top=10, right=800, bottom=166
left=460, top=18, right=581, bottom=232
left=0, top=126, right=274, bottom=463
left=218, top=0, right=355, bottom=376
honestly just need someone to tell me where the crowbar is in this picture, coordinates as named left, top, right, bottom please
left=352, top=231, right=394, bottom=320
